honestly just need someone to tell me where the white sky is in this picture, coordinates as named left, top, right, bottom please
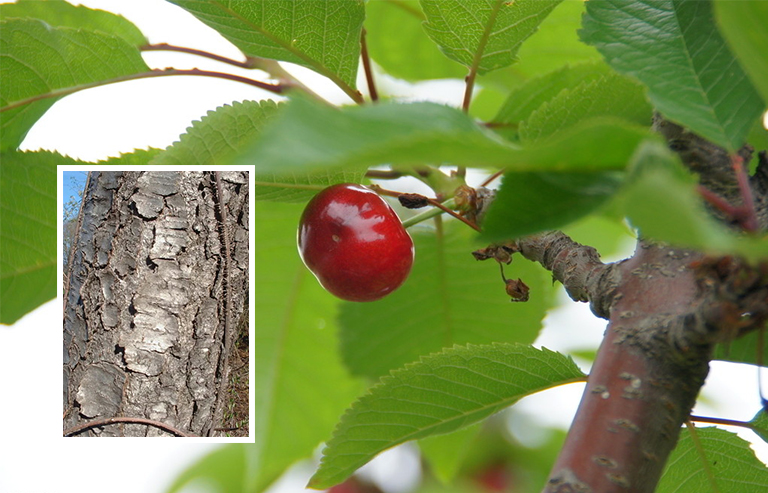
left=1, top=1, right=767, bottom=492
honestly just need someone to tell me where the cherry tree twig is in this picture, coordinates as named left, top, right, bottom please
left=360, top=29, right=379, bottom=102
left=689, top=414, right=763, bottom=433
left=0, top=68, right=284, bottom=113
left=373, top=186, right=481, bottom=232
left=141, top=42, right=260, bottom=69
left=141, top=43, right=332, bottom=104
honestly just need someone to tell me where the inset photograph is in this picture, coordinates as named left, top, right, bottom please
left=62, top=169, right=250, bottom=438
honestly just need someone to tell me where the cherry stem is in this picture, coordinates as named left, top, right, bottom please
left=360, top=28, right=379, bottom=103
left=374, top=186, right=481, bottom=232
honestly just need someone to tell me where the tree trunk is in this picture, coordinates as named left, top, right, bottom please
left=63, top=170, right=248, bottom=437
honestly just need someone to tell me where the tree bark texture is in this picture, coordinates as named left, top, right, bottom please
left=63, top=170, right=248, bottom=437
left=531, top=121, right=768, bottom=492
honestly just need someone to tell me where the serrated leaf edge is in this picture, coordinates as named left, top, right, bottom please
left=309, top=342, right=584, bottom=489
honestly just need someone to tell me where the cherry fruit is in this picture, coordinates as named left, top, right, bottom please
left=298, top=183, right=415, bottom=302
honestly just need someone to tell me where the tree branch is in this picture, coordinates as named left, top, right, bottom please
left=545, top=242, right=712, bottom=493
left=540, top=117, right=768, bottom=493
left=474, top=231, right=619, bottom=319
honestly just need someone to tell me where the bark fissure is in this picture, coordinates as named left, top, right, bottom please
left=63, top=171, right=249, bottom=437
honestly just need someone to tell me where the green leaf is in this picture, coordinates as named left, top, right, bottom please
left=0, top=0, right=147, bottom=46
left=151, top=99, right=361, bottom=202
left=580, top=0, right=764, bottom=151
left=657, top=427, right=768, bottom=493
left=713, top=330, right=768, bottom=369
left=234, top=97, right=518, bottom=172
left=309, top=343, right=585, bottom=489
left=510, top=118, right=656, bottom=173
left=236, top=98, right=654, bottom=176
left=621, top=141, right=722, bottom=244
left=339, top=221, right=555, bottom=379
left=97, top=148, right=162, bottom=167
left=171, top=202, right=364, bottom=492
left=493, top=61, right=613, bottom=140
left=507, top=0, right=602, bottom=82
left=750, top=409, right=768, bottom=445
left=419, top=424, right=482, bottom=484
left=520, top=71, right=652, bottom=143
left=420, top=0, right=562, bottom=75
left=167, top=445, right=248, bottom=493
left=152, top=101, right=283, bottom=167
left=0, top=18, right=149, bottom=150
left=747, top=118, right=768, bottom=165
left=474, top=0, right=603, bottom=93
left=365, top=0, right=466, bottom=81
left=186, top=201, right=363, bottom=492
left=619, top=140, right=768, bottom=261
left=481, top=170, right=624, bottom=242
left=715, top=1, right=768, bottom=105
left=0, top=151, right=60, bottom=324
left=169, top=0, right=363, bottom=96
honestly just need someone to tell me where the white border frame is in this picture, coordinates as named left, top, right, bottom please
left=59, top=165, right=254, bottom=443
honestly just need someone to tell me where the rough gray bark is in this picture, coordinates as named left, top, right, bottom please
left=63, top=170, right=248, bottom=437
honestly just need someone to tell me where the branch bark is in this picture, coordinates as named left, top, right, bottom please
left=488, top=119, right=768, bottom=492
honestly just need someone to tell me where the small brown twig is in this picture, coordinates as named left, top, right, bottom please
left=140, top=43, right=260, bottom=69
left=689, top=414, right=764, bottom=434
left=372, top=185, right=482, bottom=232
left=731, top=153, right=759, bottom=232
left=697, top=153, right=759, bottom=233
left=360, top=29, right=379, bottom=102
left=365, top=169, right=405, bottom=180
left=1, top=68, right=284, bottom=113
left=480, top=169, right=505, bottom=188
left=462, top=71, right=477, bottom=113
left=63, top=417, right=197, bottom=437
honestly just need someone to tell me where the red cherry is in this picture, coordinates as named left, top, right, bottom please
left=298, top=183, right=415, bottom=302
